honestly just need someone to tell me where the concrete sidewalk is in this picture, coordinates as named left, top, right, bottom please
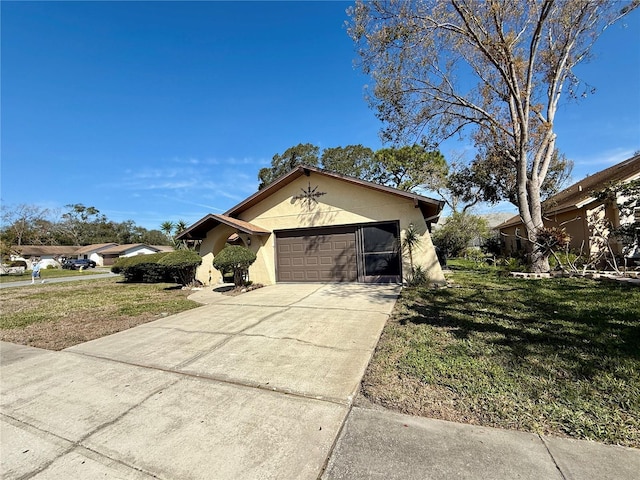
left=1, top=283, right=638, bottom=479
left=323, top=405, right=640, bottom=480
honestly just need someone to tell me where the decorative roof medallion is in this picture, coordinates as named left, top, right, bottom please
left=293, top=182, right=326, bottom=210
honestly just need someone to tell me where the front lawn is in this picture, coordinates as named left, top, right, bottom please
left=0, top=268, right=106, bottom=283
left=363, top=261, right=640, bottom=447
left=0, top=278, right=200, bottom=350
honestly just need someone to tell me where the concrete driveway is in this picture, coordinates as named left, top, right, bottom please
left=1, top=283, right=400, bottom=479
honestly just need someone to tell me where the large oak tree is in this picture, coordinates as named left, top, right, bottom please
left=349, top=0, right=636, bottom=272
left=258, top=143, right=320, bottom=189
left=260, top=143, right=446, bottom=193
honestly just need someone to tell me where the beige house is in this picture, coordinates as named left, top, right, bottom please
left=497, top=154, right=640, bottom=259
left=178, top=165, right=446, bottom=285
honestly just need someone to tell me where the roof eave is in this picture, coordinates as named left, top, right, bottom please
left=176, top=214, right=271, bottom=240
left=225, top=165, right=444, bottom=217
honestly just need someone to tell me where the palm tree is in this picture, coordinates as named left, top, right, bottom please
left=175, top=220, right=188, bottom=236
left=160, top=220, right=176, bottom=248
left=173, top=220, right=189, bottom=249
left=402, top=223, right=421, bottom=275
left=160, top=221, right=174, bottom=239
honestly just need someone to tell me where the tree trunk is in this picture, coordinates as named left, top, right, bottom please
left=233, top=268, right=243, bottom=287
left=530, top=251, right=550, bottom=274
left=527, top=233, right=550, bottom=273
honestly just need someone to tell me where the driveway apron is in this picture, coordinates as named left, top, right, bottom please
left=1, top=283, right=399, bottom=479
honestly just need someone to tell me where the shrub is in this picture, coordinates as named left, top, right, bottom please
left=212, top=245, right=257, bottom=287
left=482, top=233, right=502, bottom=257
left=406, top=265, right=430, bottom=287
left=9, top=260, right=27, bottom=268
left=112, top=252, right=170, bottom=270
left=549, top=251, right=586, bottom=271
left=158, top=250, right=202, bottom=285
left=497, top=256, right=527, bottom=273
left=110, top=252, right=197, bottom=284
left=122, top=263, right=169, bottom=283
left=463, top=247, right=485, bottom=264
left=432, top=212, right=489, bottom=258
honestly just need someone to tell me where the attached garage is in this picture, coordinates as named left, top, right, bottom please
left=275, top=222, right=401, bottom=283
left=276, top=226, right=357, bottom=282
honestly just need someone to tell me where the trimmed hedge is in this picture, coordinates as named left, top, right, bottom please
left=158, top=250, right=202, bottom=285
left=111, top=251, right=201, bottom=285
left=212, top=245, right=256, bottom=286
left=111, top=252, right=170, bottom=273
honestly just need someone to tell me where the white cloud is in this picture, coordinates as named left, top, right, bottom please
left=171, top=156, right=264, bottom=167
left=573, top=147, right=636, bottom=167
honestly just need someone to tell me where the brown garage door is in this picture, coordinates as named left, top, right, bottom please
left=276, top=227, right=357, bottom=282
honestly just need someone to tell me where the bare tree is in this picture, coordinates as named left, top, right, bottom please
left=349, top=0, right=636, bottom=272
left=57, top=204, right=107, bottom=246
left=0, top=203, right=50, bottom=246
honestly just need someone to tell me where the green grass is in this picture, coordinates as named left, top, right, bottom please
left=0, top=268, right=106, bottom=283
left=363, top=261, right=640, bottom=447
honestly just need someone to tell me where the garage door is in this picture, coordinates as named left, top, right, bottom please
left=276, top=227, right=357, bottom=282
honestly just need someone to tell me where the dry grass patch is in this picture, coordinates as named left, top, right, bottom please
left=0, top=278, right=200, bottom=350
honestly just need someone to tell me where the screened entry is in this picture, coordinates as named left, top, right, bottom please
left=356, top=221, right=401, bottom=283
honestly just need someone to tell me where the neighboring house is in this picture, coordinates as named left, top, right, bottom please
left=7, top=243, right=174, bottom=268
left=75, top=243, right=118, bottom=266
left=177, top=165, right=446, bottom=286
left=10, top=245, right=79, bottom=268
left=497, top=153, right=640, bottom=259
left=97, top=244, right=171, bottom=266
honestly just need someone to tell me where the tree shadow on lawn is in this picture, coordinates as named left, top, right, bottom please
left=399, top=278, right=640, bottom=379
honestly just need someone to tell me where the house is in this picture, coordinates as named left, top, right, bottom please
left=97, top=244, right=173, bottom=266
left=497, top=154, right=640, bottom=259
left=9, top=245, right=79, bottom=269
left=8, top=243, right=175, bottom=268
left=177, top=165, right=446, bottom=285
left=75, top=243, right=119, bottom=266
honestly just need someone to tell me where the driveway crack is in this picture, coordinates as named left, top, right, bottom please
left=174, top=307, right=293, bottom=369
left=3, top=380, right=177, bottom=480
left=237, top=332, right=365, bottom=352
left=539, top=434, right=568, bottom=480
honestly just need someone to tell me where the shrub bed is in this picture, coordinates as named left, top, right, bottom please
left=112, top=251, right=201, bottom=285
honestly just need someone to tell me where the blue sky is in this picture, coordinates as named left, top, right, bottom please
left=2, top=1, right=639, bottom=231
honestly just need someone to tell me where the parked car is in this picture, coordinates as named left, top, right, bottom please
left=62, top=259, right=96, bottom=270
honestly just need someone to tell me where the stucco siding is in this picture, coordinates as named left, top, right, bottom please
left=195, top=171, right=444, bottom=285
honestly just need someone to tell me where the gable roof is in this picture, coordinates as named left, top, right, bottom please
left=227, top=165, right=444, bottom=219
left=498, top=153, right=640, bottom=229
left=177, top=214, right=272, bottom=241
left=177, top=165, right=445, bottom=241
left=98, top=243, right=161, bottom=255
left=75, top=243, right=119, bottom=254
left=151, top=245, right=175, bottom=252
left=12, top=245, right=79, bottom=257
